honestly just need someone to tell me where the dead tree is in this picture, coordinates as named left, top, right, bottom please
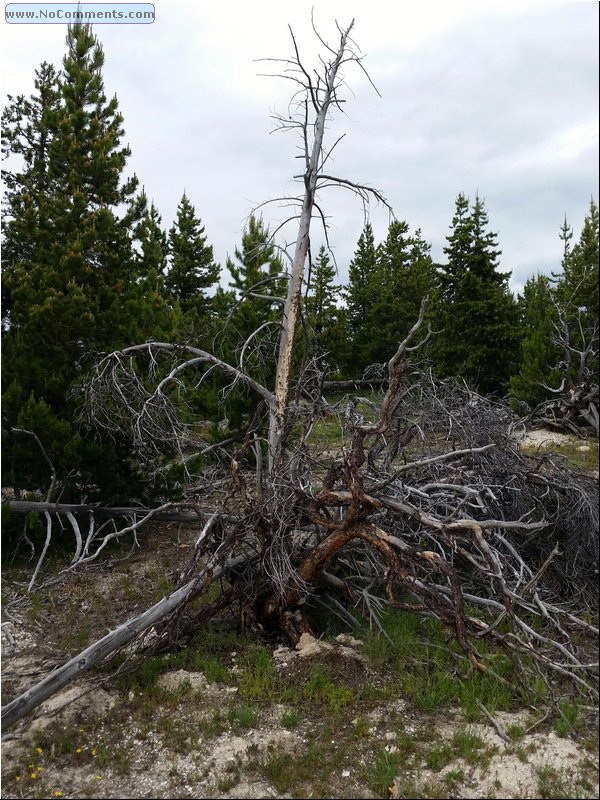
left=534, top=266, right=599, bottom=437
left=2, top=20, right=598, bottom=730
left=257, top=18, right=390, bottom=471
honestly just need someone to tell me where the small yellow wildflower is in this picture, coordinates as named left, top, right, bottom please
left=15, top=776, right=21, bottom=782
left=30, top=773, right=38, bottom=779
left=96, top=775, right=103, bottom=780
left=37, top=766, right=44, bottom=771
left=53, top=792, right=63, bottom=797
left=36, top=747, right=43, bottom=753
left=28, top=763, right=34, bottom=769
left=75, top=747, right=82, bottom=753
left=91, top=748, right=97, bottom=756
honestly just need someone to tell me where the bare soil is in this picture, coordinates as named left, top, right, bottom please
left=1, top=522, right=598, bottom=799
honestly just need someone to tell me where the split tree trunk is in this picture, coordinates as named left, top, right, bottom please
left=267, top=22, right=355, bottom=473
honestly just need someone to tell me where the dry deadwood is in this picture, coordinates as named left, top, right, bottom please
left=528, top=264, right=599, bottom=438
left=2, top=19, right=598, bottom=730
left=537, top=382, right=599, bottom=438
left=3, top=301, right=598, bottom=730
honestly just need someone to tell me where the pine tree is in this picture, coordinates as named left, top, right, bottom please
left=2, top=62, right=61, bottom=320
left=343, top=222, right=379, bottom=373
left=305, top=245, right=343, bottom=370
left=510, top=274, right=561, bottom=408
left=227, top=215, right=284, bottom=346
left=136, top=195, right=168, bottom=277
left=554, top=199, right=599, bottom=385
left=432, top=194, right=520, bottom=395
left=131, top=195, right=181, bottom=343
left=217, top=216, right=285, bottom=427
left=343, top=221, right=436, bottom=376
left=1, top=24, right=163, bottom=501
left=166, top=192, right=219, bottom=316
left=376, top=220, right=437, bottom=361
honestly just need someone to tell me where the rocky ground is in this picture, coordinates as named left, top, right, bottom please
left=2, top=623, right=598, bottom=800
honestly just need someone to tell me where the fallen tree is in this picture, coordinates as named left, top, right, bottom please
left=2, top=18, right=598, bottom=732
left=3, top=306, right=598, bottom=729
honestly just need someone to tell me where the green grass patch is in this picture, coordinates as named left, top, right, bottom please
left=451, top=727, right=488, bottom=765
left=523, top=438, right=599, bottom=473
left=364, top=750, right=401, bottom=797
left=536, top=764, right=597, bottom=799
left=238, top=645, right=277, bottom=701
left=280, top=708, right=301, bottom=729
left=303, top=662, right=355, bottom=714
left=227, top=703, right=259, bottom=730
left=425, top=743, right=454, bottom=770
left=554, top=699, right=580, bottom=737
left=262, top=751, right=296, bottom=794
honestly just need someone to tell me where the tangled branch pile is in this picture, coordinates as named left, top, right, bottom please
left=3, top=308, right=599, bottom=731
left=73, top=319, right=600, bottom=670
left=537, top=381, right=599, bottom=438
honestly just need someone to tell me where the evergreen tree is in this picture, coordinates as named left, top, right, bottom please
left=227, top=215, right=284, bottom=346
left=305, top=245, right=343, bottom=367
left=343, top=221, right=437, bottom=376
left=343, top=222, right=379, bottom=372
left=1, top=24, right=164, bottom=501
left=166, top=192, right=219, bottom=316
left=510, top=274, right=560, bottom=408
left=131, top=194, right=181, bottom=343
left=1, top=62, right=61, bottom=320
left=376, top=220, right=437, bottom=361
left=218, top=216, right=284, bottom=427
left=432, top=194, right=520, bottom=395
left=136, top=195, right=168, bottom=277
left=554, top=199, right=599, bottom=385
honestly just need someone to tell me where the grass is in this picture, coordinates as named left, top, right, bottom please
left=522, top=437, right=599, bottom=473
left=227, top=703, right=259, bottom=730
left=280, top=708, right=301, bottom=729
left=450, top=727, right=488, bottom=765
left=536, top=764, right=598, bottom=799
left=360, top=608, right=520, bottom=719
left=303, top=662, right=355, bottom=714
left=554, top=698, right=580, bottom=737
left=238, top=644, right=277, bottom=700
left=365, top=750, right=401, bottom=797
left=3, top=516, right=597, bottom=800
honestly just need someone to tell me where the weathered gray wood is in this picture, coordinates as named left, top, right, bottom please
left=1, top=501, right=205, bottom=524
left=1, top=553, right=249, bottom=731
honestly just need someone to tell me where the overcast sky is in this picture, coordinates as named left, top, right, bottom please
left=1, top=0, right=598, bottom=294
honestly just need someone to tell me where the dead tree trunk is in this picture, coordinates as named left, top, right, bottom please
left=267, top=23, right=353, bottom=471
left=1, top=545, right=252, bottom=730
left=262, top=19, right=390, bottom=472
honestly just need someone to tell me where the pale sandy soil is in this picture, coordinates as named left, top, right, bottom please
left=1, top=624, right=598, bottom=799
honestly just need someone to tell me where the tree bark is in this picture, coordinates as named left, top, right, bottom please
left=2, top=501, right=213, bottom=524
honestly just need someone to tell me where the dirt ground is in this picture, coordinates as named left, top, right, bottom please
left=2, top=628, right=598, bottom=798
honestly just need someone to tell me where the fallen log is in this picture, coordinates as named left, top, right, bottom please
left=1, top=547, right=253, bottom=731
left=1, top=500, right=210, bottom=525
